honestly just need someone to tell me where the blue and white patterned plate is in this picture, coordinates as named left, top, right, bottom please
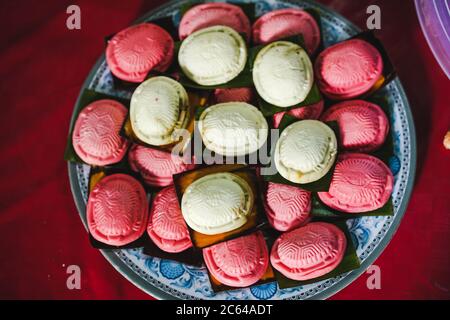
left=68, top=0, right=416, bottom=300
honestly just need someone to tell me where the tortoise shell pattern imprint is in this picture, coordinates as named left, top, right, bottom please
left=280, top=127, right=330, bottom=173
left=181, top=173, right=254, bottom=235
left=264, top=182, right=311, bottom=231
left=253, top=41, right=313, bottom=107
left=179, top=3, right=251, bottom=40
left=131, top=77, right=189, bottom=146
left=133, top=85, right=180, bottom=137
left=199, top=103, right=268, bottom=156
left=87, top=174, right=147, bottom=246
left=128, top=145, right=195, bottom=187
left=204, top=232, right=269, bottom=287
left=72, top=100, right=129, bottom=166
left=318, top=153, right=394, bottom=213
left=185, top=180, right=245, bottom=227
left=252, top=8, right=321, bottom=54
left=178, top=26, right=247, bottom=86
left=316, top=39, right=383, bottom=98
left=148, top=186, right=192, bottom=253
left=106, top=23, right=174, bottom=82
left=321, top=100, right=389, bottom=152
left=271, top=222, right=346, bottom=281
left=202, top=113, right=260, bottom=151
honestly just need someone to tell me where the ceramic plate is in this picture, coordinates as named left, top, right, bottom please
left=68, top=0, right=416, bottom=300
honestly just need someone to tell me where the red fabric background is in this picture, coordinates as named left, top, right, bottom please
left=0, top=0, right=449, bottom=300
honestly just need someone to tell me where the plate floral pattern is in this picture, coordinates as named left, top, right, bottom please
left=68, top=0, right=416, bottom=300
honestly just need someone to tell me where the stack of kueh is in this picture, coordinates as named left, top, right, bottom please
left=65, top=1, right=397, bottom=292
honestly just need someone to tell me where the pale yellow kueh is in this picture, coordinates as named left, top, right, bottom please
left=253, top=41, right=314, bottom=108
left=275, top=120, right=337, bottom=184
left=181, top=172, right=254, bottom=235
left=178, top=25, right=247, bottom=86
left=130, top=76, right=190, bottom=146
left=198, top=102, right=269, bottom=157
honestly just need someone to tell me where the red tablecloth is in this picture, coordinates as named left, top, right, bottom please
left=0, top=0, right=449, bottom=300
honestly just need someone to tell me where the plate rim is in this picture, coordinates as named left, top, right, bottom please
left=414, top=0, right=450, bottom=79
left=67, top=0, right=417, bottom=300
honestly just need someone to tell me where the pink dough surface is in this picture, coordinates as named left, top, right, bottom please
left=214, top=87, right=254, bottom=104
left=272, top=100, right=324, bottom=128
left=270, top=222, right=346, bottom=281
left=128, top=144, right=195, bottom=187
left=72, top=99, right=129, bottom=166
left=87, top=174, right=148, bottom=246
left=106, top=23, right=174, bottom=83
left=263, top=182, right=311, bottom=232
left=321, top=100, right=389, bottom=152
left=318, top=153, right=394, bottom=213
left=179, top=3, right=251, bottom=40
left=203, top=232, right=269, bottom=287
left=147, top=186, right=192, bottom=253
left=253, top=8, right=321, bottom=54
left=315, top=39, right=383, bottom=100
